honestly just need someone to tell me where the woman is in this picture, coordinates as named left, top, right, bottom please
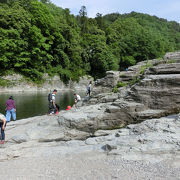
left=6, top=96, right=16, bottom=122
left=0, top=113, right=6, bottom=144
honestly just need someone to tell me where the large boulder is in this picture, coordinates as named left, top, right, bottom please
left=57, top=104, right=107, bottom=132
left=163, top=51, right=180, bottom=61
left=130, top=74, right=180, bottom=111
left=6, top=115, right=90, bottom=144
left=95, top=71, right=120, bottom=88
left=146, top=63, right=180, bottom=74
left=92, top=71, right=120, bottom=96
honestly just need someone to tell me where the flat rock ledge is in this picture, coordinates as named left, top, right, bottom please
left=0, top=109, right=179, bottom=179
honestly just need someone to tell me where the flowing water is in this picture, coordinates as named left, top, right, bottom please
left=0, top=91, right=84, bottom=120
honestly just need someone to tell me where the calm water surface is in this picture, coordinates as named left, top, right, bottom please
left=0, top=91, right=85, bottom=120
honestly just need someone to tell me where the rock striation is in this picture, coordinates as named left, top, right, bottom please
left=163, top=51, right=180, bottom=61
left=89, top=51, right=180, bottom=129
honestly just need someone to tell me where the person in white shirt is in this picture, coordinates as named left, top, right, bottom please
left=74, top=93, right=81, bottom=107
left=48, top=89, right=57, bottom=114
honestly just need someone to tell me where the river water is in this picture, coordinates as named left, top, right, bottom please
left=0, top=91, right=84, bottom=120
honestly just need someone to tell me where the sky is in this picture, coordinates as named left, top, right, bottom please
left=50, top=0, right=180, bottom=23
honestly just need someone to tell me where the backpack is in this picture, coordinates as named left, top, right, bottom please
left=48, top=93, right=52, bottom=102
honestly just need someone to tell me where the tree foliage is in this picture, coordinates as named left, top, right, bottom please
left=0, top=1, right=179, bottom=81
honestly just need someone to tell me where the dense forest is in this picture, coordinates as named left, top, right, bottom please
left=0, top=0, right=180, bottom=82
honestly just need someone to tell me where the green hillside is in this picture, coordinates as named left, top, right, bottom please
left=0, top=0, right=179, bottom=82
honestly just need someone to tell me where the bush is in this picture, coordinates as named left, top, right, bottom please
left=166, top=59, right=176, bottom=64
left=116, top=81, right=128, bottom=87
left=0, top=78, right=11, bottom=87
left=113, top=81, right=128, bottom=93
left=129, top=76, right=141, bottom=85
left=139, top=62, right=153, bottom=74
left=112, top=86, right=118, bottom=93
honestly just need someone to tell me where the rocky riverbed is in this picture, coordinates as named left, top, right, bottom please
left=0, top=51, right=180, bottom=179
left=0, top=112, right=179, bottom=179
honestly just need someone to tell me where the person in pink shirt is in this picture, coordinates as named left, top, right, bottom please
left=5, top=96, right=16, bottom=122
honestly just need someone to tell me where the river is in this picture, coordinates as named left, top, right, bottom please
left=0, top=91, right=84, bottom=120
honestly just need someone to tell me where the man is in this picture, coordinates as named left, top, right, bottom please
left=0, top=113, right=6, bottom=144
left=48, top=89, right=57, bottom=115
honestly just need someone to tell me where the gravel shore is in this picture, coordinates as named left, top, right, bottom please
left=0, top=152, right=180, bottom=180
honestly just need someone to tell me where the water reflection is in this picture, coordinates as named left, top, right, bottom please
left=0, top=91, right=83, bottom=120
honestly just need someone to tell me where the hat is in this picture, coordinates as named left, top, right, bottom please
left=66, top=106, right=71, bottom=111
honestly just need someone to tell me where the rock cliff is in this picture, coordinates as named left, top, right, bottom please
left=0, top=74, right=93, bottom=92
left=87, top=51, right=180, bottom=130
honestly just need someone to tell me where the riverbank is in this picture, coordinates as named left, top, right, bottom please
left=1, top=152, right=179, bottom=180
left=0, top=90, right=79, bottom=120
left=0, top=74, right=93, bottom=92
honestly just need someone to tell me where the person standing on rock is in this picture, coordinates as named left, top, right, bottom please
left=48, top=89, right=57, bottom=115
left=5, top=96, right=16, bottom=122
left=0, top=113, right=6, bottom=144
left=86, top=81, right=92, bottom=97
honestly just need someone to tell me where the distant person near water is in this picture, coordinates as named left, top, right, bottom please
left=5, top=96, right=16, bottom=122
left=48, top=89, right=57, bottom=115
left=86, top=81, right=92, bottom=97
left=0, top=113, right=6, bottom=144
left=74, top=93, right=81, bottom=108
left=74, top=93, right=81, bottom=103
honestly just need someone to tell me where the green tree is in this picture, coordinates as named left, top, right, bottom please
left=0, top=3, right=32, bottom=74
left=95, top=13, right=105, bottom=30
left=0, top=2, right=179, bottom=82
left=81, top=25, right=118, bottom=78
left=78, top=6, right=88, bottom=34
left=40, top=0, right=51, bottom=3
